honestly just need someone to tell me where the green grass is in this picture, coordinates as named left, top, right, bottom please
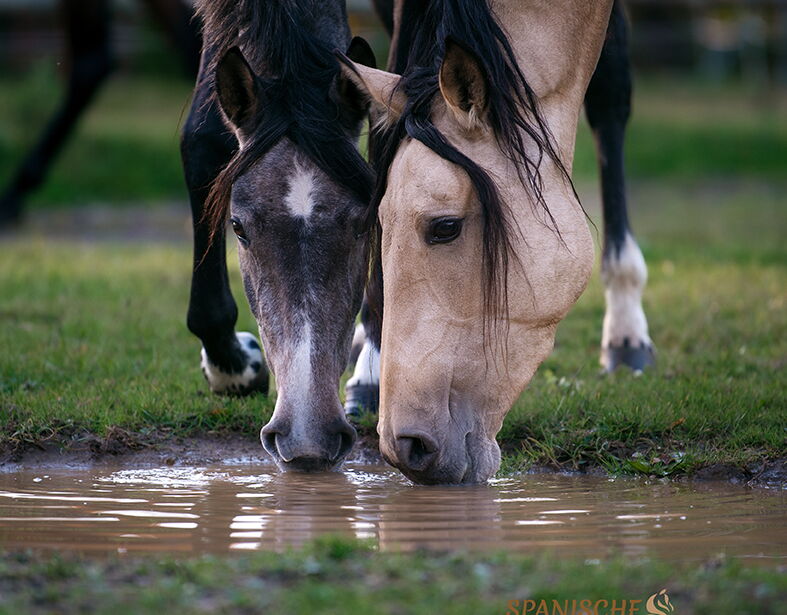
left=0, top=537, right=784, bottom=615
left=0, top=241, right=271, bottom=446
left=0, top=71, right=785, bottom=475
left=498, top=181, right=787, bottom=475
left=0, top=70, right=785, bottom=207
left=0, top=179, right=784, bottom=475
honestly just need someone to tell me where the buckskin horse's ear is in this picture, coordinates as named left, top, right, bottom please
left=215, top=47, right=260, bottom=139
left=438, top=36, right=489, bottom=131
left=334, top=37, right=378, bottom=129
left=335, top=46, right=405, bottom=124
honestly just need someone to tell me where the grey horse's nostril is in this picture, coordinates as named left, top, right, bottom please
left=334, top=424, right=356, bottom=461
left=394, top=432, right=439, bottom=472
left=261, top=417, right=355, bottom=468
left=260, top=424, right=285, bottom=460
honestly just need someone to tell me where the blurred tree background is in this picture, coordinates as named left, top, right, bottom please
left=0, top=0, right=784, bottom=212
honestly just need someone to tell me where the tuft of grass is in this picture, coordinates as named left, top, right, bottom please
left=0, top=538, right=784, bottom=615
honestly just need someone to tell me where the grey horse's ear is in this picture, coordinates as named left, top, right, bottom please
left=215, top=47, right=260, bottom=137
left=334, top=37, right=378, bottom=129
left=335, top=49, right=405, bottom=124
left=439, top=36, right=489, bottom=131
left=346, top=36, right=377, bottom=70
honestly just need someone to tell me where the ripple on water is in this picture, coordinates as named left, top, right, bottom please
left=0, top=463, right=783, bottom=561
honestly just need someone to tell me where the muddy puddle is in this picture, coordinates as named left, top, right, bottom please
left=0, top=463, right=784, bottom=562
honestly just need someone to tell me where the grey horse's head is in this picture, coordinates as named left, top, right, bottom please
left=212, top=39, right=376, bottom=471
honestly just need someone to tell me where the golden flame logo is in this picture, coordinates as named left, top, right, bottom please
left=646, top=589, right=674, bottom=614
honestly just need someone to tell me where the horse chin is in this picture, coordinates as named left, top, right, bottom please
left=272, top=456, right=343, bottom=474
left=460, top=433, right=501, bottom=484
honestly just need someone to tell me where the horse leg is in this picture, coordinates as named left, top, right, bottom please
left=371, top=0, right=394, bottom=36
left=584, top=1, right=654, bottom=373
left=344, top=299, right=380, bottom=417
left=139, top=0, right=201, bottom=79
left=0, top=0, right=114, bottom=226
left=344, top=0, right=398, bottom=417
left=181, top=55, right=268, bottom=396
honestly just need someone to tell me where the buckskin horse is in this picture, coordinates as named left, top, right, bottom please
left=342, top=0, right=654, bottom=483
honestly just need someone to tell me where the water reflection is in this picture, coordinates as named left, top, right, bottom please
left=0, top=463, right=784, bottom=562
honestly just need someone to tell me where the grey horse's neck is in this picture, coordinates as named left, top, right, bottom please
left=299, top=0, right=351, bottom=52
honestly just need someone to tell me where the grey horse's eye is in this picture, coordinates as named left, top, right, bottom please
left=230, top=216, right=249, bottom=247
left=426, top=217, right=463, bottom=245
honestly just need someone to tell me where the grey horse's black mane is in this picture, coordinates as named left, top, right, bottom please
left=195, top=0, right=374, bottom=237
left=362, top=0, right=575, bottom=344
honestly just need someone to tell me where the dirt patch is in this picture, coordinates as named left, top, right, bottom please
left=0, top=431, right=382, bottom=472
left=0, top=431, right=781, bottom=487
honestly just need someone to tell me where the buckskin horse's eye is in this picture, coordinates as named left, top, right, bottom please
left=230, top=217, right=249, bottom=246
left=426, top=217, right=463, bottom=245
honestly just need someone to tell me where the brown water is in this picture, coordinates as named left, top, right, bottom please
left=0, top=463, right=784, bottom=562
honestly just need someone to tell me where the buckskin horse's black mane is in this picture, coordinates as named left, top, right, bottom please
left=363, top=0, right=575, bottom=343
left=195, top=0, right=374, bottom=237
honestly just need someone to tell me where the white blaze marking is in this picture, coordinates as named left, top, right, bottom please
left=285, top=162, right=316, bottom=219
left=601, top=232, right=651, bottom=350
left=289, top=321, right=312, bottom=401
left=347, top=339, right=380, bottom=387
left=284, top=321, right=313, bottom=440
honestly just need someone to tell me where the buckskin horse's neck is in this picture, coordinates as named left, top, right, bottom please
left=490, top=0, right=613, bottom=171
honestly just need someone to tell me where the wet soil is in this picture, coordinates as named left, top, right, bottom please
left=1, top=433, right=784, bottom=488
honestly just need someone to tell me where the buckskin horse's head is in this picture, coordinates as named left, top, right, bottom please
left=339, top=0, right=612, bottom=483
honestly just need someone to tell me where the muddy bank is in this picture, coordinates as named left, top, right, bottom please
left=1, top=432, right=783, bottom=488
left=0, top=431, right=383, bottom=470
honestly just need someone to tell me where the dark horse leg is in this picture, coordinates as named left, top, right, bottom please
left=0, top=0, right=200, bottom=227
left=584, top=1, right=654, bottom=372
left=345, top=299, right=380, bottom=416
left=181, top=51, right=268, bottom=396
left=0, top=0, right=114, bottom=226
left=344, top=0, right=396, bottom=417
left=140, top=0, right=201, bottom=78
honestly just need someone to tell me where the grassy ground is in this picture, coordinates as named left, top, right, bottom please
left=0, top=68, right=192, bottom=207
left=0, top=537, right=784, bottom=615
left=1, top=180, right=784, bottom=477
left=1, top=72, right=785, bottom=477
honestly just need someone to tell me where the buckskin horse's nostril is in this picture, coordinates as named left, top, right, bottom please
left=395, top=432, right=438, bottom=472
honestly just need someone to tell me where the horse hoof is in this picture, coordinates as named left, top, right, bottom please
left=201, top=332, right=269, bottom=396
left=601, top=340, right=655, bottom=374
left=344, top=383, right=379, bottom=418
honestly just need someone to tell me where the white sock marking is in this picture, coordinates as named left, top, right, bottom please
left=347, top=339, right=380, bottom=387
left=601, top=233, right=652, bottom=351
left=200, top=332, right=264, bottom=394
